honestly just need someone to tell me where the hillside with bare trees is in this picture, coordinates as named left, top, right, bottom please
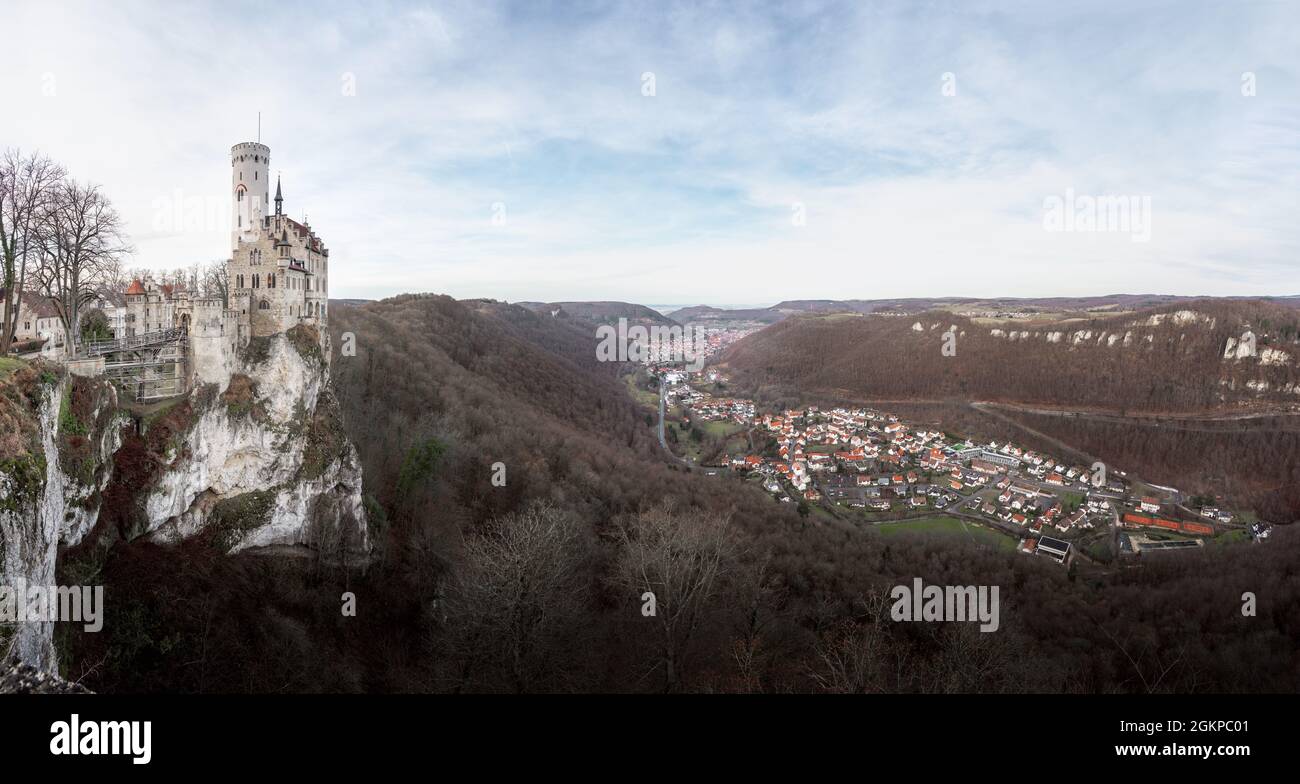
left=51, top=294, right=1300, bottom=694
left=721, top=299, right=1300, bottom=415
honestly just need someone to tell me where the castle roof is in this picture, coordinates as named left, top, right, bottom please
left=126, top=279, right=146, bottom=295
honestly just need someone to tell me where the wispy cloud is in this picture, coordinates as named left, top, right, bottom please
left=4, top=0, right=1297, bottom=302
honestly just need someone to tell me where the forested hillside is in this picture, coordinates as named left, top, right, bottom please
left=54, top=295, right=1300, bottom=693
left=722, top=300, right=1300, bottom=413
left=515, top=300, right=679, bottom=329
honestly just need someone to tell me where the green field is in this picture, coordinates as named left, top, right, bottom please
left=1212, top=529, right=1250, bottom=545
left=694, top=418, right=745, bottom=439
left=623, top=374, right=660, bottom=408
left=871, top=515, right=1018, bottom=551
left=0, top=356, right=26, bottom=379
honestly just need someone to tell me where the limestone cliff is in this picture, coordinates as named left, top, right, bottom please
left=0, top=325, right=368, bottom=670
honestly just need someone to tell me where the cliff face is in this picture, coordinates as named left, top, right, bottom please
left=142, top=329, right=367, bottom=555
left=0, top=372, right=65, bottom=669
left=0, top=326, right=368, bottom=670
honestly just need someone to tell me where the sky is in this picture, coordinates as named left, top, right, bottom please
left=5, top=0, right=1298, bottom=304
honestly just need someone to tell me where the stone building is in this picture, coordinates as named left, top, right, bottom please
left=106, top=140, right=331, bottom=399
left=227, top=141, right=330, bottom=342
left=0, top=288, right=60, bottom=345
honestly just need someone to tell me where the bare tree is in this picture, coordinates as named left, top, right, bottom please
left=27, top=178, right=130, bottom=349
left=0, top=149, right=64, bottom=354
left=201, top=259, right=230, bottom=307
left=613, top=503, right=739, bottom=692
left=102, top=264, right=134, bottom=296
left=432, top=502, right=592, bottom=693
left=810, top=588, right=900, bottom=693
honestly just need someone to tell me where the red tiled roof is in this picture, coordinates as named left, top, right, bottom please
left=126, top=279, right=145, bottom=295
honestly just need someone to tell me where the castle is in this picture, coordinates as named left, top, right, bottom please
left=101, top=141, right=331, bottom=399
left=226, top=141, right=330, bottom=337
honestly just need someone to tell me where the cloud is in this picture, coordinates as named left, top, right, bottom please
left=3, top=0, right=1297, bottom=303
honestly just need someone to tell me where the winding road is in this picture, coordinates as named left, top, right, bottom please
left=658, top=382, right=691, bottom=467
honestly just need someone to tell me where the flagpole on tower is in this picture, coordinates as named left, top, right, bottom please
left=258, top=112, right=261, bottom=144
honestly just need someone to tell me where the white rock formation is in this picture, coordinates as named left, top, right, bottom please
left=1, top=329, right=368, bottom=670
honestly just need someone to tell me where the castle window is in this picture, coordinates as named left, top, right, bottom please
left=253, top=274, right=259, bottom=289
left=259, top=299, right=269, bottom=310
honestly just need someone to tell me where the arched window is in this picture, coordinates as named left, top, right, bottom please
left=258, top=299, right=269, bottom=310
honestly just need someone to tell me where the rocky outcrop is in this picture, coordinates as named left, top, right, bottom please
left=1, top=325, right=368, bottom=670
left=0, top=661, right=92, bottom=694
left=144, top=329, right=367, bottom=555
left=0, top=370, right=66, bottom=669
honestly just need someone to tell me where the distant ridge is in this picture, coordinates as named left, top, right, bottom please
left=720, top=297, right=1300, bottom=414
left=516, top=300, right=679, bottom=328
left=667, top=294, right=1300, bottom=324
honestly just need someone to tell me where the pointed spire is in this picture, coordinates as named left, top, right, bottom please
left=274, top=175, right=283, bottom=216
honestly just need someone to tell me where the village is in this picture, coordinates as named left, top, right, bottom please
left=639, top=342, right=1273, bottom=567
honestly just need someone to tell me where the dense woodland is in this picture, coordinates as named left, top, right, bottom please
left=56, top=295, right=1300, bottom=693
left=721, top=300, right=1300, bottom=413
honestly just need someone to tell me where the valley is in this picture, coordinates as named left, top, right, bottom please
left=5, top=293, right=1290, bottom=694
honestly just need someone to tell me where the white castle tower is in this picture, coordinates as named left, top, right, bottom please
left=226, top=139, right=331, bottom=346
left=231, top=141, right=271, bottom=250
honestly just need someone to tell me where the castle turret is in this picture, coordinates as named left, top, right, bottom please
left=227, top=140, right=329, bottom=351
left=231, top=142, right=271, bottom=251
